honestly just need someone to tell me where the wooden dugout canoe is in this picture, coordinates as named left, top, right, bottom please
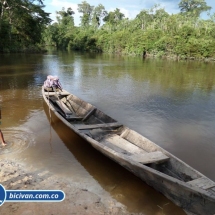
left=42, top=86, right=215, bottom=215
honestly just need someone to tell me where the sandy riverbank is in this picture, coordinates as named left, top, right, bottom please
left=0, top=159, right=137, bottom=215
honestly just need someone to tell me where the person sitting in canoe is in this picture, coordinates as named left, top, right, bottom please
left=0, top=130, right=6, bottom=146
left=44, top=75, right=62, bottom=91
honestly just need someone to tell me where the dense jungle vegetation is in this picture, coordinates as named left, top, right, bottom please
left=0, top=0, right=51, bottom=52
left=42, top=0, right=215, bottom=60
left=1, top=0, right=215, bottom=59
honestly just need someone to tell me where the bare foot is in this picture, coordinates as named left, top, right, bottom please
left=2, top=142, right=6, bottom=146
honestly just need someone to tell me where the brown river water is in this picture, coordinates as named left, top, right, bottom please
left=0, top=50, right=215, bottom=214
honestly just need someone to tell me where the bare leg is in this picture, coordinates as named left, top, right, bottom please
left=0, top=130, right=6, bottom=146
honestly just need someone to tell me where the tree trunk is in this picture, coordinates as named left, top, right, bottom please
left=0, top=3, right=4, bottom=32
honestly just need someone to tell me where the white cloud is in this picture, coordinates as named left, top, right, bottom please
left=108, top=7, right=139, bottom=20
left=50, top=0, right=78, bottom=10
left=159, top=1, right=180, bottom=14
left=49, top=0, right=80, bottom=25
left=119, top=8, right=139, bottom=19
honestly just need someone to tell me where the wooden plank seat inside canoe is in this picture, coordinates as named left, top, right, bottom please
left=187, top=177, right=215, bottom=190
left=104, top=135, right=169, bottom=164
left=105, top=135, right=147, bottom=154
left=75, top=122, right=122, bottom=130
left=129, top=151, right=169, bottom=164
left=82, top=107, right=97, bottom=121
left=209, top=187, right=215, bottom=196
left=55, top=100, right=83, bottom=120
left=44, top=90, right=70, bottom=96
left=102, top=139, right=132, bottom=156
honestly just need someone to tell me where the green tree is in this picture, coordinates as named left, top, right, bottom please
left=49, top=7, right=75, bottom=48
left=179, top=0, right=211, bottom=17
left=103, top=8, right=125, bottom=24
left=103, top=8, right=125, bottom=32
left=91, top=4, right=107, bottom=29
left=136, top=9, right=152, bottom=30
left=0, top=0, right=51, bottom=51
left=56, top=7, right=75, bottom=26
left=78, top=1, right=94, bottom=27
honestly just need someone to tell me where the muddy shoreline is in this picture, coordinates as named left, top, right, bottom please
left=0, top=159, right=135, bottom=215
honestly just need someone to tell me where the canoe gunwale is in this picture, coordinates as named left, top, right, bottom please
left=42, top=86, right=215, bottom=214
left=41, top=86, right=213, bottom=193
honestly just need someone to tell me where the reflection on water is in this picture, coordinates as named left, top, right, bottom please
left=0, top=50, right=215, bottom=214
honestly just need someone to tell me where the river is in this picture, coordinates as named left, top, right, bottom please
left=0, top=50, right=215, bottom=214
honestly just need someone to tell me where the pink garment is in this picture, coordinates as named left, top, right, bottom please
left=44, top=75, right=62, bottom=90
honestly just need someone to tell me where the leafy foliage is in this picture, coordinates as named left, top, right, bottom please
left=0, top=0, right=51, bottom=52
left=45, top=0, right=215, bottom=59
left=2, top=0, right=213, bottom=59
left=179, top=0, right=211, bottom=17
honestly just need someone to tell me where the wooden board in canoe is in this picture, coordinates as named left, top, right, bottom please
left=42, top=86, right=215, bottom=215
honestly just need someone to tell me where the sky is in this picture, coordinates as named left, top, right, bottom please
left=43, top=0, right=215, bottom=25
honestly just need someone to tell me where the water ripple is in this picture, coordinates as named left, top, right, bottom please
left=0, top=128, right=35, bottom=155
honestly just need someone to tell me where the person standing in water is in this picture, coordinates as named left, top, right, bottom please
left=0, top=109, right=4, bottom=146
left=0, top=130, right=6, bottom=146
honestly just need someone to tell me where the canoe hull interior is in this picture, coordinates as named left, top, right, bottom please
left=42, top=87, right=215, bottom=215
